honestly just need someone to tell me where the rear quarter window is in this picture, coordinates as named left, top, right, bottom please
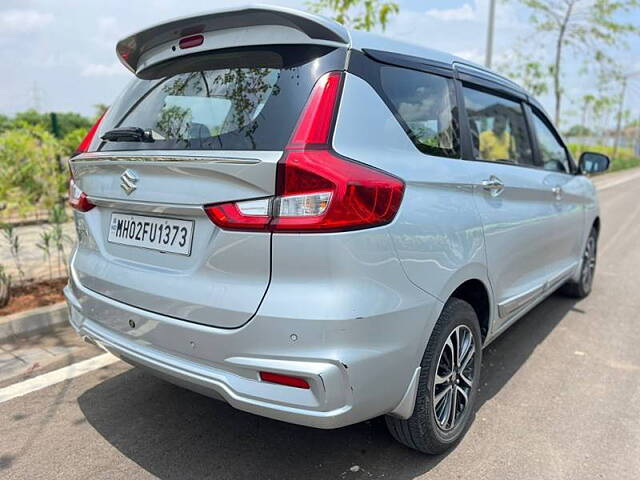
left=379, top=66, right=459, bottom=158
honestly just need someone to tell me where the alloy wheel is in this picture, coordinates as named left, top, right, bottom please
left=581, top=236, right=596, bottom=291
left=432, top=325, right=476, bottom=431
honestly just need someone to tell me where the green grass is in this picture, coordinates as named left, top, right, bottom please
left=568, top=143, right=640, bottom=173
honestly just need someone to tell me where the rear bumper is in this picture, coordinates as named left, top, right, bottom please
left=65, top=258, right=440, bottom=429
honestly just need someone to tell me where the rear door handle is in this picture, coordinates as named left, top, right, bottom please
left=481, top=176, right=505, bottom=197
left=552, top=186, right=563, bottom=200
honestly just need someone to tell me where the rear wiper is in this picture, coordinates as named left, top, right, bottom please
left=101, top=127, right=154, bottom=143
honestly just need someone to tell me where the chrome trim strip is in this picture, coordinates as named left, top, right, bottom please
left=498, top=262, right=578, bottom=318
left=544, top=263, right=577, bottom=291
left=70, top=151, right=264, bottom=165
left=86, top=196, right=205, bottom=216
left=498, top=284, right=544, bottom=318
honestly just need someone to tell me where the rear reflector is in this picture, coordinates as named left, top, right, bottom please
left=68, top=178, right=95, bottom=212
left=204, top=70, right=404, bottom=233
left=259, top=371, right=310, bottom=389
left=74, top=112, right=106, bottom=157
left=179, top=34, right=204, bottom=49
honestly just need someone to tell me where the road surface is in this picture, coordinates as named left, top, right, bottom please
left=1, top=170, right=639, bottom=479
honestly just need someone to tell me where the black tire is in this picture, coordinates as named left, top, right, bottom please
left=560, top=227, right=598, bottom=299
left=386, top=298, right=482, bottom=454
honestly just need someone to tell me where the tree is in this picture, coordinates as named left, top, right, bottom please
left=307, top=0, right=399, bottom=31
left=496, top=49, right=550, bottom=97
left=10, top=109, right=92, bottom=137
left=513, top=0, right=640, bottom=127
left=591, top=95, right=617, bottom=141
left=93, top=103, right=109, bottom=120
left=565, top=124, right=593, bottom=137
left=0, top=114, right=11, bottom=133
left=579, top=93, right=596, bottom=130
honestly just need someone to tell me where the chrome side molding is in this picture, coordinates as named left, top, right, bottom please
left=498, top=263, right=578, bottom=318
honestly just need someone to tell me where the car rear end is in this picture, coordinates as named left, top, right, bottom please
left=65, top=6, right=440, bottom=428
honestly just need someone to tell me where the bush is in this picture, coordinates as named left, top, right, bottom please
left=0, top=124, right=66, bottom=216
left=567, top=143, right=640, bottom=173
left=61, top=128, right=89, bottom=157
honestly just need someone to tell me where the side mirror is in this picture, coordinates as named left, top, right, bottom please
left=579, top=152, right=610, bottom=175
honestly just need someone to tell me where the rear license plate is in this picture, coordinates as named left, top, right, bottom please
left=108, top=213, right=194, bottom=255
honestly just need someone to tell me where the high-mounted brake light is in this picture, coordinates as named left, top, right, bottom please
left=179, top=34, right=204, bottom=49
left=74, top=112, right=106, bottom=156
left=204, top=71, right=404, bottom=233
left=68, top=178, right=95, bottom=212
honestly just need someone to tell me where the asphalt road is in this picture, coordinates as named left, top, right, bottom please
left=1, top=171, right=640, bottom=479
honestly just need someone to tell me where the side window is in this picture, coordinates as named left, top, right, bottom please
left=380, top=66, right=459, bottom=158
left=531, top=112, right=570, bottom=173
left=462, top=87, right=534, bottom=166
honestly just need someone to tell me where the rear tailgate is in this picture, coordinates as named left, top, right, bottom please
left=70, top=43, right=346, bottom=328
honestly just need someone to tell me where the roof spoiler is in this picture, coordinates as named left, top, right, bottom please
left=116, top=5, right=350, bottom=74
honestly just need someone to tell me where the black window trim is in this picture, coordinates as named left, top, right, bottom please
left=362, top=48, right=455, bottom=79
left=455, top=65, right=526, bottom=102
left=528, top=104, right=577, bottom=175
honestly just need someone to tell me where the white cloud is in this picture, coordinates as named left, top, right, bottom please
left=425, top=4, right=475, bottom=22
left=93, top=16, right=128, bottom=48
left=81, top=61, right=127, bottom=77
left=0, top=9, right=54, bottom=34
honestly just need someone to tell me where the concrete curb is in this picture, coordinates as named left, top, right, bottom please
left=0, top=302, right=68, bottom=342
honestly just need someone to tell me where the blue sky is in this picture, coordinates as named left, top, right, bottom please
left=1, top=0, right=639, bottom=127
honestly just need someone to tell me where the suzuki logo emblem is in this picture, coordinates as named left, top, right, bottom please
left=120, top=169, right=138, bottom=195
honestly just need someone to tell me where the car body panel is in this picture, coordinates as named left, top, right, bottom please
left=66, top=4, right=602, bottom=429
left=332, top=73, right=489, bottom=305
left=69, top=151, right=280, bottom=328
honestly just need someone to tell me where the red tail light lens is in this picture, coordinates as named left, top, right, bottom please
left=287, top=71, right=342, bottom=149
left=272, top=150, right=404, bottom=232
left=74, top=112, right=106, bottom=156
left=259, top=371, right=310, bottom=389
left=68, top=178, right=95, bottom=212
left=204, top=71, right=404, bottom=233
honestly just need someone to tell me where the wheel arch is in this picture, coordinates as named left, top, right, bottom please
left=435, top=263, right=494, bottom=343
left=449, top=279, right=491, bottom=342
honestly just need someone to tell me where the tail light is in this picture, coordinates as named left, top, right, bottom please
left=205, top=71, right=404, bottom=233
left=73, top=111, right=106, bottom=157
left=68, top=113, right=105, bottom=211
left=68, top=177, right=95, bottom=212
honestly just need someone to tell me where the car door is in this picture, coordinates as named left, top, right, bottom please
left=459, top=83, right=563, bottom=330
left=528, top=106, right=585, bottom=272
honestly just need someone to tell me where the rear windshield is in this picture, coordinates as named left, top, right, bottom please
left=99, top=45, right=346, bottom=152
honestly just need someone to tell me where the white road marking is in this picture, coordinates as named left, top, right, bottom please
left=595, top=169, right=640, bottom=191
left=0, top=353, right=119, bottom=404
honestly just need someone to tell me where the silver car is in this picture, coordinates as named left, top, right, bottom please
left=65, top=5, right=610, bottom=453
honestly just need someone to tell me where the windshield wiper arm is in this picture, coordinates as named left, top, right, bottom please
left=101, top=127, right=154, bottom=143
